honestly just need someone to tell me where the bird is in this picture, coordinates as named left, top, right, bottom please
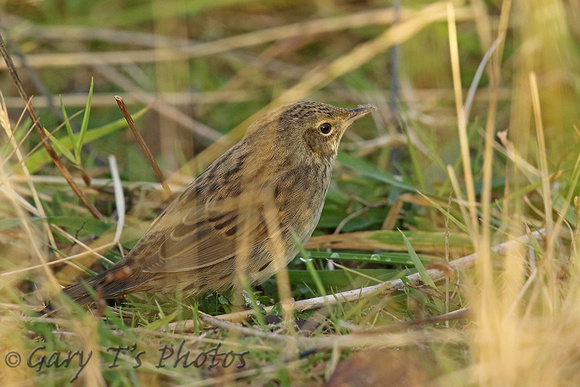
left=62, top=101, right=376, bottom=305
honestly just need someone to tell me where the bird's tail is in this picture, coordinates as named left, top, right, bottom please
left=61, top=264, right=144, bottom=306
left=61, top=271, right=112, bottom=305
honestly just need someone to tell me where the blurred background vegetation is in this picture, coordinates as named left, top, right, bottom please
left=0, top=0, right=579, bottom=385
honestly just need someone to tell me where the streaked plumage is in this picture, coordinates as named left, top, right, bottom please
left=63, top=101, right=376, bottom=305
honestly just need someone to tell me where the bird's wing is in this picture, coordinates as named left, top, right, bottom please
left=140, top=185, right=287, bottom=274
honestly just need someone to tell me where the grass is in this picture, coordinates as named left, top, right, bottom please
left=1, top=0, right=579, bottom=386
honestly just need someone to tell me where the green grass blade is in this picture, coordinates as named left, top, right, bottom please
left=307, top=251, right=433, bottom=265
left=288, top=269, right=403, bottom=288
left=417, top=191, right=470, bottom=233
left=26, top=106, right=149, bottom=173
left=59, top=94, right=75, bottom=143
left=401, top=119, right=426, bottom=192
left=76, top=78, right=94, bottom=164
left=292, top=233, right=327, bottom=298
left=44, top=128, right=76, bottom=162
left=399, top=229, right=436, bottom=288
left=0, top=218, right=22, bottom=231
left=337, top=152, right=415, bottom=191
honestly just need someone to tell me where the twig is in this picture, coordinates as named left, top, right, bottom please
left=168, top=311, right=289, bottom=342
left=340, top=307, right=471, bottom=334
left=114, top=96, right=172, bottom=197
left=10, top=174, right=181, bottom=191
left=0, top=21, right=59, bottom=116
left=217, top=229, right=544, bottom=322
left=0, top=33, right=106, bottom=221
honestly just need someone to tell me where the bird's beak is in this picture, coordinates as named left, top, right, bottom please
left=347, top=105, right=377, bottom=121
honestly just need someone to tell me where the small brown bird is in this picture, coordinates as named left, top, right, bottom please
left=63, top=101, right=376, bottom=305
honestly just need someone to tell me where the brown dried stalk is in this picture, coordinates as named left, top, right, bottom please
left=0, top=34, right=105, bottom=221
left=114, top=95, right=171, bottom=197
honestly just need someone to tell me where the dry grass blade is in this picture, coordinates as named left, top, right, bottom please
left=0, top=242, right=116, bottom=278
left=447, top=4, right=479, bottom=247
left=529, top=72, right=553, bottom=248
left=5, top=5, right=474, bottom=70
left=306, top=230, right=473, bottom=256
left=97, top=64, right=221, bottom=144
left=0, top=1, right=576, bottom=385
left=0, top=92, right=57, bottom=248
left=0, top=147, right=61, bottom=292
left=187, top=2, right=473, bottom=175
left=107, top=155, right=126, bottom=247
left=0, top=88, right=513, bottom=110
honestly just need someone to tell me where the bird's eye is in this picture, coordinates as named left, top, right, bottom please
left=318, top=123, right=332, bottom=135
